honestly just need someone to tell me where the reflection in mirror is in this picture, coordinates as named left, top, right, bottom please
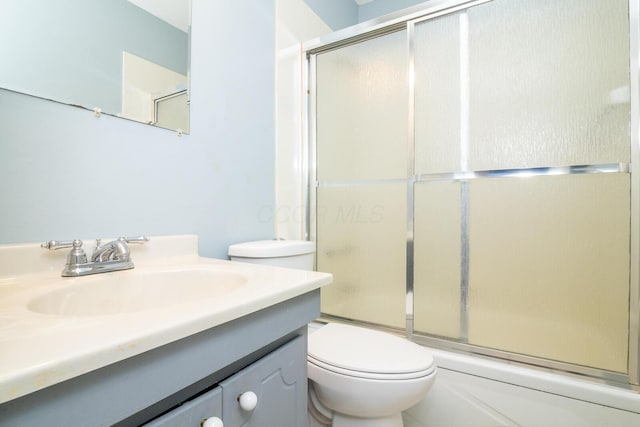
left=0, top=0, right=190, bottom=133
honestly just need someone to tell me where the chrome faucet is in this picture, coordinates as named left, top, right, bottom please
left=42, top=236, right=149, bottom=277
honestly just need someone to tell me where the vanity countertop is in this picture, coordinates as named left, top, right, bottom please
left=0, top=235, right=332, bottom=405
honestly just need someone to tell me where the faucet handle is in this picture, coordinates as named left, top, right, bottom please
left=42, top=240, right=87, bottom=272
left=42, top=239, right=83, bottom=251
left=118, top=236, right=149, bottom=244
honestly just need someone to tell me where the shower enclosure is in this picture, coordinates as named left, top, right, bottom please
left=305, top=0, right=640, bottom=389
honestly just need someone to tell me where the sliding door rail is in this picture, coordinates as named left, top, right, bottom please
left=303, top=0, right=493, bottom=55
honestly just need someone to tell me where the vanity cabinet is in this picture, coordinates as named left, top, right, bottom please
left=145, top=334, right=307, bottom=426
left=0, top=290, right=319, bottom=427
left=144, top=387, right=223, bottom=427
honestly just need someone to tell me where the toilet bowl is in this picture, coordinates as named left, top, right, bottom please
left=307, top=323, right=436, bottom=427
left=227, top=240, right=437, bottom=426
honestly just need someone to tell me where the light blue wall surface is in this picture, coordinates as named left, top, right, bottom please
left=302, top=0, right=432, bottom=31
left=0, top=0, right=275, bottom=259
left=0, top=0, right=187, bottom=115
left=303, top=0, right=359, bottom=30
left=358, top=0, right=430, bottom=22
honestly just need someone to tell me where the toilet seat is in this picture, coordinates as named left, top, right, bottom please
left=308, top=323, right=435, bottom=380
left=308, top=355, right=434, bottom=380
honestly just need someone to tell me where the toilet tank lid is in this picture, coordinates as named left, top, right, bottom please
left=228, top=240, right=315, bottom=258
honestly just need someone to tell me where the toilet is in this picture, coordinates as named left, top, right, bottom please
left=228, top=240, right=437, bottom=427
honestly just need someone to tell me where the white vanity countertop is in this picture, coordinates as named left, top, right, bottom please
left=0, top=235, right=332, bottom=405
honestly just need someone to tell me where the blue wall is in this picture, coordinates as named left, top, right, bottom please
left=358, top=0, right=429, bottom=22
left=0, top=0, right=275, bottom=259
left=303, top=0, right=358, bottom=30
left=302, top=0, right=431, bottom=31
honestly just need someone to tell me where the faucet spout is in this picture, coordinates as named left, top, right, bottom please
left=91, top=239, right=130, bottom=263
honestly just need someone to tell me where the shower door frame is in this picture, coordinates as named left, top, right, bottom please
left=303, top=0, right=640, bottom=389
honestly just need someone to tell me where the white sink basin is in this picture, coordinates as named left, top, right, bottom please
left=27, top=268, right=248, bottom=316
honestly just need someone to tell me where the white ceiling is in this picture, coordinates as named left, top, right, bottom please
left=354, top=0, right=375, bottom=4
left=127, top=0, right=189, bottom=33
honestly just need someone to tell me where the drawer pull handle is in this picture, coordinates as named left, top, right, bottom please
left=201, top=416, right=223, bottom=427
left=238, top=391, right=258, bottom=411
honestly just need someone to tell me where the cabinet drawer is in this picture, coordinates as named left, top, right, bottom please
left=221, top=334, right=307, bottom=426
left=143, top=387, right=222, bottom=427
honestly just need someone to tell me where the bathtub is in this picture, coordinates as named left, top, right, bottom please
left=403, top=347, right=640, bottom=426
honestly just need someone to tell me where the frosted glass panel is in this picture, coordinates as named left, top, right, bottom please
left=317, top=184, right=406, bottom=328
left=414, top=14, right=461, bottom=174
left=312, top=0, right=634, bottom=376
left=316, top=30, right=408, bottom=181
left=413, top=181, right=461, bottom=338
left=468, top=0, right=630, bottom=170
left=468, top=174, right=630, bottom=372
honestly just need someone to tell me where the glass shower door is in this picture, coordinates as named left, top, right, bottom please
left=412, top=0, right=631, bottom=372
left=310, top=0, right=634, bottom=381
left=315, top=30, right=409, bottom=329
left=463, top=0, right=630, bottom=372
left=412, top=12, right=465, bottom=340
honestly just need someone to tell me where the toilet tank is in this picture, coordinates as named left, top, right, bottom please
left=228, top=240, right=315, bottom=271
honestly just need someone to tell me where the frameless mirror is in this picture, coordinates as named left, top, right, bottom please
left=0, top=0, right=190, bottom=133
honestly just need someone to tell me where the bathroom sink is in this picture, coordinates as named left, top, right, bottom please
left=27, top=268, right=248, bottom=316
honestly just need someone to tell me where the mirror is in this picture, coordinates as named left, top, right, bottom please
left=0, top=0, right=190, bottom=133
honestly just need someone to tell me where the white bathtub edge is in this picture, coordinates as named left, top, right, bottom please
left=428, top=348, right=640, bottom=414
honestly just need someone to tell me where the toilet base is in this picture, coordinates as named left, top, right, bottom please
left=332, top=412, right=403, bottom=427
left=309, top=410, right=404, bottom=427
left=309, top=382, right=404, bottom=427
